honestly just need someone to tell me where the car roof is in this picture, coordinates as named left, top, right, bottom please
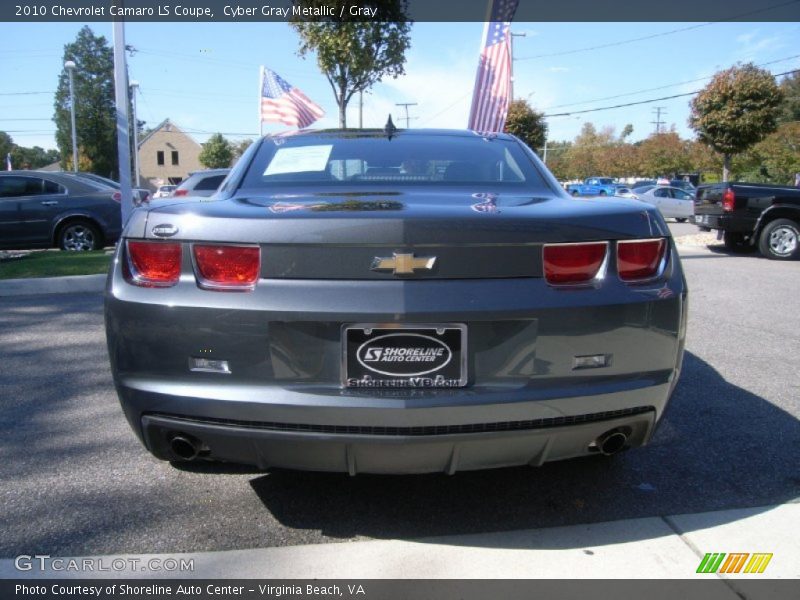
left=187, top=168, right=231, bottom=176
left=3, top=170, right=102, bottom=193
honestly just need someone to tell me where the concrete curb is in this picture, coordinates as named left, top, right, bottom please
left=0, top=274, right=106, bottom=297
left=1, top=503, right=796, bottom=580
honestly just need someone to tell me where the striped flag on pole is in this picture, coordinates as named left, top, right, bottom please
left=5, top=153, right=11, bottom=171
left=468, top=0, right=519, bottom=133
left=260, top=66, right=324, bottom=129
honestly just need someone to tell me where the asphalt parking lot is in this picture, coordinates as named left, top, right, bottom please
left=0, top=235, right=798, bottom=558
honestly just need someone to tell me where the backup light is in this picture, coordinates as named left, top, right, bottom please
left=543, top=242, right=607, bottom=285
left=617, top=239, right=666, bottom=281
left=126, top=241, right=182, bottom=287
left=193, top=244, right=260, bottom=291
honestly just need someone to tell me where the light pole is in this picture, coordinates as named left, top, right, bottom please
left=130, top=80, right=140, bottom=186
left=64, top=60, right=78, bottom=172
left=509, top=31, right=527, bottom=101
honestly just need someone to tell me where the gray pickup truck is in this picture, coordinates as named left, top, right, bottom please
left=694, top=182, right=800, bottom=260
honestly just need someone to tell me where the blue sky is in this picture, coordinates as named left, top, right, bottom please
left=1, top=20, right=798, bottom=152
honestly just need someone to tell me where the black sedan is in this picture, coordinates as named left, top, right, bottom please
left=105, top=129, right=687, bottom=474
left=0, top=171, right=123, bottom=251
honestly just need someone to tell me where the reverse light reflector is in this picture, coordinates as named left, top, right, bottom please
left=126, top=241, right=182, bottom=287
left=193, top=244, right=260, bottom=291
left=617, top=238, right=667, bottom=281
left=543, top=242, right=607, bottom=285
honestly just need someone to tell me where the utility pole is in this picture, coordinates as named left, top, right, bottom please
left=395, top=102, right=417, bottom=128
left=64, top=60, right=78, bottom=172
left=359, top=90, right=363, bottom=129
left=651, top=106, right=666, bottom=135
left=130, top=80, right=140, bottom=187
left=509, top=31, right=526, bottom=101
left=113, top=21, right=133, bottom=224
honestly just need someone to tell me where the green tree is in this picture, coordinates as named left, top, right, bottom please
left=10, top=146, right=60, bottom=169
left=504, top=99, right=547, bottom=153
left=0, top=131, right=14, bottom=161
left=689, top=63, right=784, bottom=181
left=777, top=71, right=800, bottom=124
left=736, top=122, right=800, bottom=184
left=637, top=131, right=691, bottom=178
left=291, top=1, right=412, bottom=128
left=232, top=139, right=253, bottom=161
left=199, top=133, right=233, bottom=168
left=53, top=26, right=117, bottom=176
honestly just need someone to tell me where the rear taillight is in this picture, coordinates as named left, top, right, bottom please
left=722, top=188, right=735, bottom=212
left=617, top=239, right=666, bottom=281
left=173, top=189, right=188, bottom=197
left=543, top=242, right=607, bottom=285
left=193, top=245, right=260, bottom=291
left=126, top=241, right=182, bottom=287
left=112, top=191, right=122, bottom=203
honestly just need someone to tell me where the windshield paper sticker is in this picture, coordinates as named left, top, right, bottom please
left=264, top=145, right=333, bottom=176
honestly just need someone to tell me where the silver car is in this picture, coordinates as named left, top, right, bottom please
left=105, top=129, right=687, bottom=474
left=630, top=185, right=695, bottom=222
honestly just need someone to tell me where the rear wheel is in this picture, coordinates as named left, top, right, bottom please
left=675, top=218, right=687, bottom=223
left=723, top=231, right=755, bottom=253
left=58, top=220, right=102, bottom=251
left=599, top=190, right=607, bottom=197
left=571, top=190, right=579, bottom=197
left=758, top=218, right=800, bottom=260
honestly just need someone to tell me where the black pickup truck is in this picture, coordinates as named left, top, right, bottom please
left=694, top=182, right=800, bottom=260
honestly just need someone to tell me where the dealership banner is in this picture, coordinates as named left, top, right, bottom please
left=3, top=0, right=800, bottom=22
left=3, top=580, right=799, bottom=600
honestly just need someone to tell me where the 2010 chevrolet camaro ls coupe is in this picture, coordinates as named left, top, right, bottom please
left=105, top=129, right=687, bottom=474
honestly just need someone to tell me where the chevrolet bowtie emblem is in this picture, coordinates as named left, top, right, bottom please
left=371, top=252, right=437, bottom=276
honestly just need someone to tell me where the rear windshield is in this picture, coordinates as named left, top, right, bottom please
left=239, top=134, right=550, bottom=189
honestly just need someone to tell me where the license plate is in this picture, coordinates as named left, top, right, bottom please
left=696, top=215, right=710, bottom=225
left=343, top=324, right=467, bottom=388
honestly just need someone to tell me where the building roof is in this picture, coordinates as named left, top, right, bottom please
left=138, top=118, right=201, bottom=149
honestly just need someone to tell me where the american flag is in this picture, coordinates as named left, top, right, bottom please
left=260, top=66, right=324, bottom=129
left=467, top=0, right=519, bottom=133
left=5, top=153, right=11, bottom=171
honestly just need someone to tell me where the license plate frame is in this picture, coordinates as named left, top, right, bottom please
left=342, top=323, right=467, bottom=389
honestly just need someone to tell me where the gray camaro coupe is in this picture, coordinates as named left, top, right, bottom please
left=105, top=128, right=687, bottom=474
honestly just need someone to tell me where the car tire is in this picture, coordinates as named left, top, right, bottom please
left=758, top=218, right=800, bottom=260
left=599, top=191, right=607, bottom=197
left=571, top=190, right=579, bottom=197
left=723, top=231, right=755, bottom=253
left=58, top=220, right=102, bottom=252
left=675, top=218, right=687, bottom=223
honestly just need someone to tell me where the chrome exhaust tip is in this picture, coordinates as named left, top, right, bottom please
left=169, top=434, right=201, bottom=461
left=597, top=431, right=628, bottom=456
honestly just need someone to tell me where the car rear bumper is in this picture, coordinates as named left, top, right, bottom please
left=693, top=213, right=754, bottom=232
left=140, top=405, right=658, bottom=474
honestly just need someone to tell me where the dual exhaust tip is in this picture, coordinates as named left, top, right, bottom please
left=170, top=429, right=630, bottom=462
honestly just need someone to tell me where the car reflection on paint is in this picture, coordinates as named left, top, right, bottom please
left=105, top=128, right=687, bottom=474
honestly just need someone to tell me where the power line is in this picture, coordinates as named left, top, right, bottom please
left=0, top=91, right=50, bottom=96
left=516, top=0, right=800, bottom=62
left=543, top=68, right=800, bottom=118
left=540, top=53, right=800, bottom=111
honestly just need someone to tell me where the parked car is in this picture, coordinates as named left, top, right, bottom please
left=613, top=187, right=637, bottom=199
left=566, top=177, right=617, bottom=197
left=694, top=182, right=800, bottom=259
left=105, top=129, right=687, bottom=474
left=63, top=172, right=151, bottom=207
left=630, top=180, right=657, bottom=190
left=0, top=171, right=122, bottom=251
left=630, top=186, right=694, bottom=222
left=153, top=185, right=177, bottom=199
left=171, top=169, right=230, bottom=198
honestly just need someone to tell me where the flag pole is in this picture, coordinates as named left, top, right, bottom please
left=259, top=66, right=264, bottom=137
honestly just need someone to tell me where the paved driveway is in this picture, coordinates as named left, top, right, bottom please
left=0, top=243, right=798, bottom=556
